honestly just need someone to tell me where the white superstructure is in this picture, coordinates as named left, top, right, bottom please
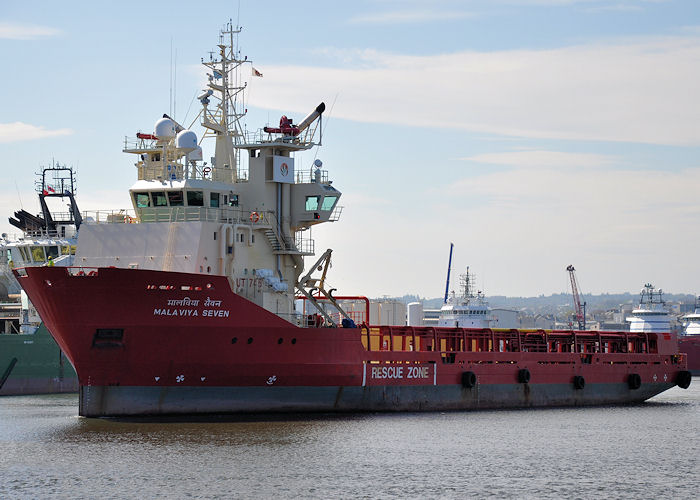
left=73, top=23, right=345, bottom=325
left=681, top=298, right=700, bottom=336
left=626, top=283, right=671, bottom=333
left=438, top=268, right=492, bottom=328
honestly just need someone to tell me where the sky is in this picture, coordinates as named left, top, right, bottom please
left=1, top=0, right=699, bottom=298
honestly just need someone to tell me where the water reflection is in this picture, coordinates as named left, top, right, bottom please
left=1, top=384, right=698, bottom=499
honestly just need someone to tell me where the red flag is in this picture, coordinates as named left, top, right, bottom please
left=252, top=67, right=263, bottom=77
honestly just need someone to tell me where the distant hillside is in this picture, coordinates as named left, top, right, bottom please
left=376, top=292, right=696, bottom=315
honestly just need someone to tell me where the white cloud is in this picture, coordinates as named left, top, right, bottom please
left=349, top=10, right=474, bottom=25
left=248, top=34, right=700, bottom=146
left=461, top=150, right=618, bottom=169
left=0, top=22, right=61, bottom=40
left=0, top=122, right=73, bottom=143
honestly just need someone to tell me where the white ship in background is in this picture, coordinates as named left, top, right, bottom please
left=626, top=284, right=671, bottom=333
left=439, top=267, right=492, bottom=328
left=679, top=296, right=700, bottom=375
left=435, top=244, right=492, bottom=329
left=681, top=298, right=700, bottom=336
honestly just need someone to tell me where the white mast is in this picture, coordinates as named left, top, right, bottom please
left=199, top=21, right=250, bottom=183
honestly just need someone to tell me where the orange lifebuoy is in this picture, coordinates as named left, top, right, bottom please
left=250, top=211, right=260, bottom=223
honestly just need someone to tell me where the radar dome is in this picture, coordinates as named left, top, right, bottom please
left=176, top=129, right=198, bottom=150
left=187, top=146, right=203, bottom=162
left=154, top=118, right=176, bottom=139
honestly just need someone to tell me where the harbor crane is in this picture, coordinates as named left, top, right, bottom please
left=566, top=265, right=586, bottom=330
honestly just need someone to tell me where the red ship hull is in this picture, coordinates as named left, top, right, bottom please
left=15, top=266, right=691, bottom=417
left=679, top=336, right=700, bottom=375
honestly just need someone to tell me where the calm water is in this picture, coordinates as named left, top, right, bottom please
left=1, top=382, right=698, bottom=499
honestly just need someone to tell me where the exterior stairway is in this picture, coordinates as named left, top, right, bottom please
left=264, top=229, right=283, bottom=252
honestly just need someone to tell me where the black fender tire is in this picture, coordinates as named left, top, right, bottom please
left=628, top=373, right=642, bottom=390
left=676, top=370, right=692, bottom=390
left=573, top=375, right=585, bottom=390
left=517, top=368, right=531, bottom=384
left=461, top=371, right=477, bottom=388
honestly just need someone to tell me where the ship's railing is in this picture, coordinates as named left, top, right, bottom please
left=294, top=235, right=315, bottom=255
left=81, top=207, right=275, bottom=225
left=65, top=267, right=101, bottom=276
left=359, top=326, right=665, bottom=357
left=82, top=209, right=138, bottom=224
left=11, top=227, right=77, bottom=240
left=134, top=162, right=250, bottom=184
left=328, top=205, right=343, bottom=222
left=296, top=296, right=370, bottom=328
left=241, top=128, right=317, bottom=149
left=22, top=230, right=69, bottom=239
left=136, top=206, right=274, bottom=225
left=294, top=169, right=329, bottom=184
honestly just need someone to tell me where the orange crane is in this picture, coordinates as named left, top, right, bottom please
left=566, top=265, right=586, bottom=330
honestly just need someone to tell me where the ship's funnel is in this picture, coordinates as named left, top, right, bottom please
left=296, top=102, right=325, bottom=133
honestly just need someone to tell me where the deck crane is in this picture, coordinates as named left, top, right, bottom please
left=566, top=265, right=586, bottom=330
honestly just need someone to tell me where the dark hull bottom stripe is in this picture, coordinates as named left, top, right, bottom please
left=79, top=382, right=676, bottom=417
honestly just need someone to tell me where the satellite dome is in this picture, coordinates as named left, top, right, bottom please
left=154, top=118, right=176, bottom=139
left=187, top=146, right=203, bottom=162
left=176, top=129, right=197, bottom=150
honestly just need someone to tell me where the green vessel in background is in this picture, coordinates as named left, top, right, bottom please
left=0, top=322, right=78, bottom=395
left=1, top=164, right=81, bottom=396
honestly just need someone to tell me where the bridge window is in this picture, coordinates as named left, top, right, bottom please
left=305, top=196, right=320, bottom=211
left=167, top=191, right=184, bottom=206
left=152, top=192, right=167, bottom=207
left=30, top=246, right=46, bottom=262
left=187, top=191, right=204, bottom=206
left=210, top=192, right=220, bottom=208
left=321, top=196, right=338, bottom=211
left=17, top=247, right=28, bottom=262
left=134, top=192, right=151, bottom=208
